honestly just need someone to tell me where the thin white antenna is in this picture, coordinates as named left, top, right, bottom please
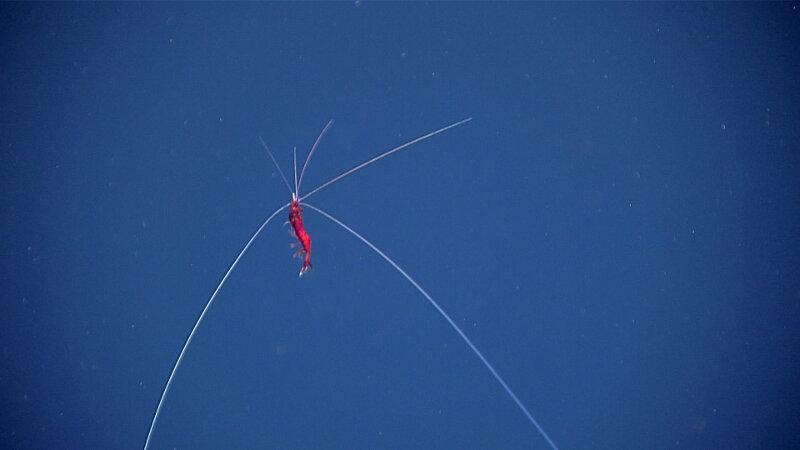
left=302, top=202, right=559, bottom=450
left=293, top=146, right=298, bottom=198
left=300, top=117, right=472, bottom=202
left=259, top=136, right=293, bottom=196
left=297, top=120, right=334, bottom=195
left=144, top=204, right=289, bottom=450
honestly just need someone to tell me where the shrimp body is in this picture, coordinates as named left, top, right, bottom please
left=288, top=197, right=312, bottom=275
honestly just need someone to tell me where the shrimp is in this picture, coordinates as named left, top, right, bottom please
left=288, top=196, right=312, bottom=275
left=260, top=119, right=334, bottom=277
left=144, top=117, right=559, bottom=450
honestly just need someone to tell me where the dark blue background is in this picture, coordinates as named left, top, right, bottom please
left=2, top=3, right=799, bottom=449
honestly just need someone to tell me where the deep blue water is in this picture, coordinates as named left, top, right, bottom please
left=2, top=3, right=799, bottom=449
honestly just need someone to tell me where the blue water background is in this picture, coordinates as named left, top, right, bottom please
left=2, top=3, right=799, bottom=449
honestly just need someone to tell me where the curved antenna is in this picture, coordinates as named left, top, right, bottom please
left=259, top=136, right=293, bottom=196
left=297, top=119, right=334, bottom=195
left=300, top=117, right=472, bottom=202
left=144, top=204, right=289, bottom=450
left=302, top=202, right=559, bottom=450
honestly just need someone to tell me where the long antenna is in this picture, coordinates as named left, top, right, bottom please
left=297, top=119, right=334, bottom=195
left=302, top=202, right=559, bottom=450
left=300, top=117, right=472, bottom=202
left=259, top=136, right=293, bottom=196
left=144, top=204, right=289, bottom=450
left=293, top=146, right=298, bottom=197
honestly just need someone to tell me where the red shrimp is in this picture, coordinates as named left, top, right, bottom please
left=145, top=118, right=559, bottom=450
left=288, top=196, right=312, bottom=274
